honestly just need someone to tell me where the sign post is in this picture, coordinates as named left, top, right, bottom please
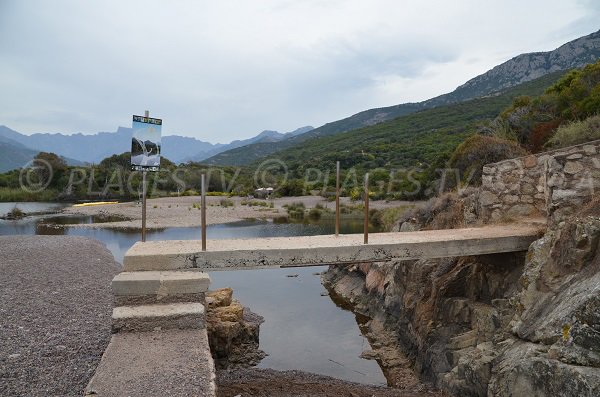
left=131, top=110, right=162, bottom=242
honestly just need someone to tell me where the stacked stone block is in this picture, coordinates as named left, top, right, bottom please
left=481, top=140, right=600, bottom=224
left=481, top=155, right=547, bottom=222
left=546, top=143, right=599, bottom=223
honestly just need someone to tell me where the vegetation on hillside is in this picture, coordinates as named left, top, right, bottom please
left=449, top=135, right=527, bottom=187
left=1, top=61, right=599, bottom=203
left=485, top=60, right=600, bottom=152
left=448, top=60, right=600, bottom=186
left=243, top=71, right=565, bottom=199
left=547, top=115, right=600, bottom=148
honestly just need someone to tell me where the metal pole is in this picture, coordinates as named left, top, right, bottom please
left=364, top=172, right=369, bottom=244
left=335, top=161, right=340, bottom=237
left=201, top=173, right=206, bottom=251
left=141, top=110, right=149, bottom=243
left=142, top=171, right=147, bottom=242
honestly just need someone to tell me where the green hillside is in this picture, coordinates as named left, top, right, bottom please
left=205, top=30, right=600, bottom=166
left=246, top=71, right=565, bottom=198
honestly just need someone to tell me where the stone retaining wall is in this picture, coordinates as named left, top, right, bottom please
left=481, top=140, right=600, bottom=223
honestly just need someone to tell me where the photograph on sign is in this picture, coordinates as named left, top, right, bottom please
left=131, top=115, right=162, bottom=171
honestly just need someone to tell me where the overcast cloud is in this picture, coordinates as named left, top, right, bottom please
left=0, top=0, right=598, bottom=143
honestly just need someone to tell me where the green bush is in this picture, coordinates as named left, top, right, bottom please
left=283, top=202, right=305, bottom=219
left=449, top=135, right=527, bottom=187
left=547, top=114, right=600, bottom=148
left=241, top=200, right=270, bottom=207
left=307, top=207, right=322, bottom=220
left=219, top=198, right=234, bottom=207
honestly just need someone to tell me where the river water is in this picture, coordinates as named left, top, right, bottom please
left=0, top=203, right=387, bottom=385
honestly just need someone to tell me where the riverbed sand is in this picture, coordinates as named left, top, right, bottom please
left=62, top=195, right=415, bottom=229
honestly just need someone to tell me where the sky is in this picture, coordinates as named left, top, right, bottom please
left=0, top=1, right=598, bottom=143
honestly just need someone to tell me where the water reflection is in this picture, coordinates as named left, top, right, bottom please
left=0, top=202, right=68, bottom=217
left=0, top=213, right=387, bottom=385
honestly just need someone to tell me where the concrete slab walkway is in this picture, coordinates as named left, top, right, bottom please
left=123, top=224, right=543, bottom=271
left=84, top=329, right=216, bottom=397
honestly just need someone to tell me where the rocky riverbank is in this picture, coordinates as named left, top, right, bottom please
left=322, top=195, right=600, bottom=396
left=216, top=367, right=449, bottom=397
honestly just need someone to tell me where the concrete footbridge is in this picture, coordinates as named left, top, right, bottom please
left=122, top=224, right=543, bottom=272
left=87, top=224, right=542, bottom=396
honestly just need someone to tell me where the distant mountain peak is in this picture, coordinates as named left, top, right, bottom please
left=202, top=29, right=600, bottom=166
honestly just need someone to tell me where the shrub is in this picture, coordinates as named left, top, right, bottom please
left=307, top=208, right=322, bottom=220
left=279, top=179, right=305, bottom=196
left=547, top=114, right=600, bottom=148
left=284, top=202, right=305, bottom=219
left=182, top=189, right=199, bottom=196
left=241, top=200, right=270, bottom=207
left=398, top=191, right=474, bottom=230
left=219, top=199, right=234, bottom=208
left=375, top=206, right=413, bottom=231
left=8, top=206, right=24, bottom=219
left=449, top=135, right=527, bottom=187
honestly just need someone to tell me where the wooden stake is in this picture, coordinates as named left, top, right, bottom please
left=335, top=161, right=340, bottom=237
left=201, top=173, right=206, bottom=251
left=364, top=173, right=369, bottom=244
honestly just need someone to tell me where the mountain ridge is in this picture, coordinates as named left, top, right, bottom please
left=0, top=125, right=314, bottom=169
left=203, top=29, right=600, bottom=166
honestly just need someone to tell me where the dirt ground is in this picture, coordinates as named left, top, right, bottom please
left=216, top=368, right=449, bottom=397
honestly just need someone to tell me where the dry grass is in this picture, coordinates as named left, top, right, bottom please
left=547, top=114, right=600, bottom=149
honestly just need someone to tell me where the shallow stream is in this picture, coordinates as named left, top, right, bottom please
left=0, top=202, right=387, bottom=385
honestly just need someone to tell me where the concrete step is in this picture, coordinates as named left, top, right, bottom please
left=85, top=328, right=216, bottom=397
left=112, top=271, right=210, bottom=305
left=112, top=302, right=205, bottom=333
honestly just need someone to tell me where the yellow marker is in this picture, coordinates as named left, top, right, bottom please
left=72, top=201, right=119, bottom=207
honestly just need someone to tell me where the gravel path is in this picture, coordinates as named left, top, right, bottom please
left=0, top=235, right=119, bottom=397
left=216, top=368, right=449, bottom=397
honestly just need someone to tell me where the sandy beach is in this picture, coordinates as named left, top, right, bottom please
left=62, top=195, right=415, bottom=229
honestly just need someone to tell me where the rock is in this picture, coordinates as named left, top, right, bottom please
left=506, top=204, right=537, bottom=218
left=503, top=195, right=519, bottom=204
left=584, top=145, right=597, bottom=155
left=564, top=161, right=584, bottom=174
left=480, top=191, right=500, bottom=206
left=360, top=350, right=379, bottom=360
left=567, top=154, right=584, bottom=160
left=523, top=156, right=537, bottom=168
left=206, top=288, right=233, bottom=308
left=205, top=289, right=266, bottom=369
left=489, top=343, right=600, bottom=397
left=399, top=221, right=419, bottom=232
left=212, top=300, right=244, bottom=323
